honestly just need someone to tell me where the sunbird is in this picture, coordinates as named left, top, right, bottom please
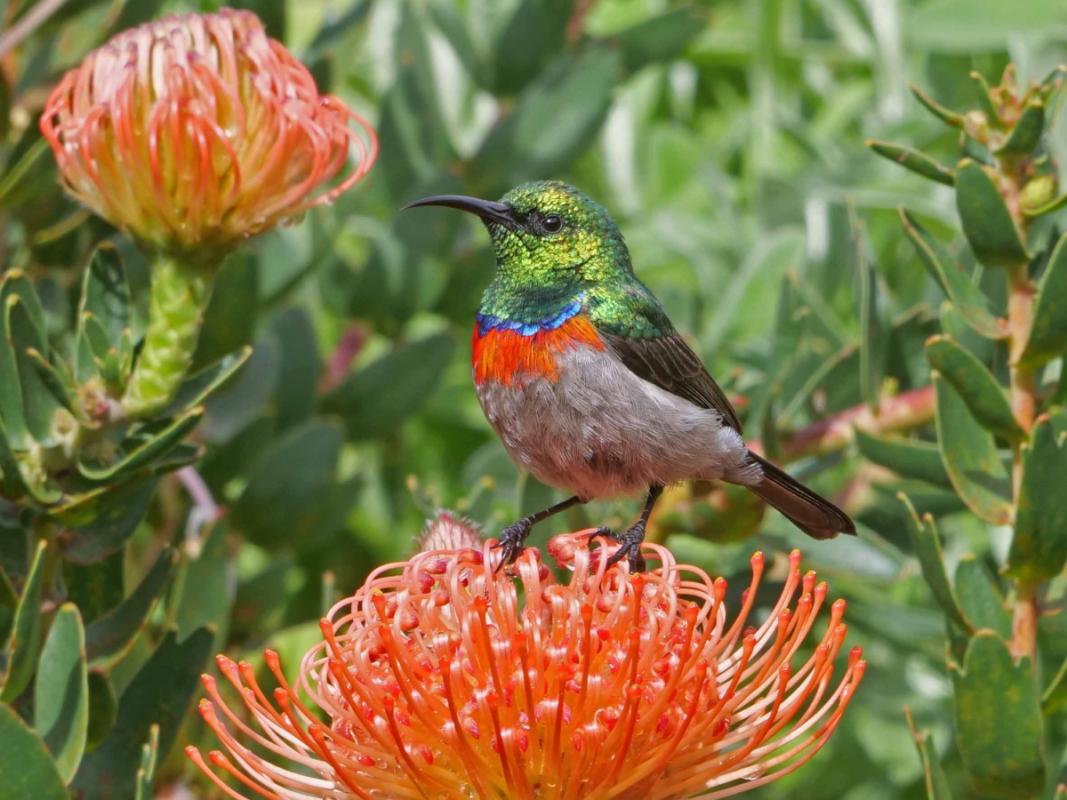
left=407, top=181, right=855, bottom=569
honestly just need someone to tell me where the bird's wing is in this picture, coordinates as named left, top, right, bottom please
left=601, top=330, right=743, bottom=433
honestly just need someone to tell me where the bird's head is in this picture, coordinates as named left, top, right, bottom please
left=405, top=181, right=631, bottom=291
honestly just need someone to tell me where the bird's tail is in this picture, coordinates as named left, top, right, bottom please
left=744, top=451, right=856, bottom=540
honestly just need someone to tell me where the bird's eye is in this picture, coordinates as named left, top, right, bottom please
left=542, top=214, right=563, bottom=234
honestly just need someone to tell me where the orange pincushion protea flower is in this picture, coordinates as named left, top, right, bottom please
left=40, top=8, right=376, bottom=257
left=189, top=532, right=865, bottom=799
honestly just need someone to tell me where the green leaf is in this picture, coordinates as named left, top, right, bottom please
left=85, top=548, right=175, bottom=668
left=35, top=604, right=88, bottom=784
left=475, top=48, right=622, bottom=190
left=231, top=420, right=353, bottom=550
left=76, top=408, right=203, bottom=481
left=855, top=431, right=951, bottom=487
left=133, top=724, right=158, bottom=800
left=8, top=298, right=63, bottom=447
left=76, top=244, right=130, bottom=383
left=996, top=100, right=1046, bottom=155
left=855, top=217, right=886, bottom=409
left=950, top=631, right=1045, bottom=797
left=933, top=372, right=1012, bottom=524
left=898, top=493, right=972, bottom=632
left=1, top=540, right=49, bottom=703
left=323, top=332, right=454, bottom=440
left=612, top=5, right=707, bottom=74
left=0, top=567, right=15, bottom=649
left=1019, top=233, right=1067, bottom=368
left=954, top=557, right=1011, bottom=639
left=52, top=478, right=158, bottom=564
left=0, top=703, right=68, bottom=800
left=908, top=0, right=1067, bottom=51
left=909, top=83, right=964, bottom=126
left=900, top=209, right=1003, bottom=339
left=0, top=272, right=30, bottom=448
left=269, top=308, right=321, bottom=429
left=955, top=160, right=1029, bottom=269
left=925, top=335, right=1022, bottom=441
left=0, top=417, right=30, bottom=499
left=1042, top=657, right=1067, bottom=715
left=84, top=671, right=116, bottom=753
left=1007, top=411, right=1067, bottom=583
left=904, top=707, right=952, bottom=800
left=490, top=0, right=573, bottom=94
left=174, top=519, right=231, bottom=645
left=62, top=552, right=124, bottom=625
left=72, top=627, right=212, bottom=800
left=868, top=140, right=955, bottom=185
left=168, top=347, right=252, bottom=414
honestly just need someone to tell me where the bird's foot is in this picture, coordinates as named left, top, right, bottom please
left=592, top=523, right=648, bottom=573
left=494, top=519, right=532, bottom=571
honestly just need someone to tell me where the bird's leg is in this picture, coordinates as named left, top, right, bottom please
left=604, top=484, right=664, bottom=573
left=497, top=495, right=586, bottom=568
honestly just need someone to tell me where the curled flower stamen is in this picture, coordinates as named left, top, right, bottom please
left=193, top=531, right=864, bottom=799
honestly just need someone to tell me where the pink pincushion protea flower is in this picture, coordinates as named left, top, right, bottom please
left=189, top=531, right=865, bottom=799
left=40, top=8, right=376, bottom=257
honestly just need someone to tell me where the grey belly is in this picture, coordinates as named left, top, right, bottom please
left=475, top=346, right=758, bottom=499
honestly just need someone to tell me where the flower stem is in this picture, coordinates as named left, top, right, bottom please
left=121, top=256, right=212, bottom=418
left=1007, top=263, right=1039, bottom=662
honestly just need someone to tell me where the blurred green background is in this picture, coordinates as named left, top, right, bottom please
left=3, top=0, right=1067, bottom=796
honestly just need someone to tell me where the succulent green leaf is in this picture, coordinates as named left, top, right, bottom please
left=867, top=140, right=955, bottom=185
left=933, top=372, right=1012, bottom=524
left=85, top=671, right=117, bottom=752
left=0, top=272, right=31, bottom=448
left=85, top=548, right=175, bottom=668
left=1042, top=657, right=1067, bottom=715
left=995, top=100, right=1045, bottom=155
left=1, top=540, right=49, bottom=703
left=925, top=335, right=1022, bottom=441
left=133, top=724, right=159, bottom=800
left=0, top=703, right=68, bottom=800
left=856, top=221, right=886, bottom=409
left=1007, top=412, right=1067, bottom=583
left=26, top=349, right=78, bottom=419
left=323, top=332, right=454, bottom=440
left=898, top=493, right=972, bottom=632
left=900, top=209, right=1003, bottom=339
left=476, top=48, right=622, bottom=190
left=53, top=478, right=158, bottom=564
left=0, top=567, right=15, bottom=651
left=62, top=553, right=124, bottom=625
left=968, top=70, right=998, bottom=120
left=76, top=245, right=130, bottom=383
left=855, top=431, right=951, bottom=487
left=8, top=298, right=63, bottom=447
left=489, top=0, right=572, bottom=94
left=950, top=631, right=1045, bottom=797
left=71, top=627, right=212, bottom=800
left=903, top=708, right=952, bottom=800
left=168, top=346, right=252, bottom=413
left=231, top=420, right=355, bottom=550
left=174, top=519, right=232, bottom=645
left=35, top=604, right=88, bottom=784
left=0, top=417, right=30, bottom=499
left=0, top=138, right=52, bottom=211
left=955, top=160, right=1029, bottom=269
left=76, top=408, right=203, bottom=481
left=270, top=308, right=321, bottom=429
left=1019, top=233, right=1067, bottom=368
left=909, top=83, right=964, bottom=126
left=612, top=6, right=707, bottom=74
left=953, top=557, right=1011, bottom=639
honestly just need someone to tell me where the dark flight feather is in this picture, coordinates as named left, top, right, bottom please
left=601, top=331, right=744, bottom=433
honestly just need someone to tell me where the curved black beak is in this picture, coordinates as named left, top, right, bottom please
left=403, top=194, right=515, bottom=226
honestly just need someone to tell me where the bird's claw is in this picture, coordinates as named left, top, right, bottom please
left=494, top=520, right=531, bottom=572
left=596, top=524, right=647, bottom=573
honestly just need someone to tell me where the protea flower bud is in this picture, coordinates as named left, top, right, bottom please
left=39, top=9, right=377, bottom=417
left=189, top=531, right=864, bottom=799
left=40, top=8, right=376, bottom=257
